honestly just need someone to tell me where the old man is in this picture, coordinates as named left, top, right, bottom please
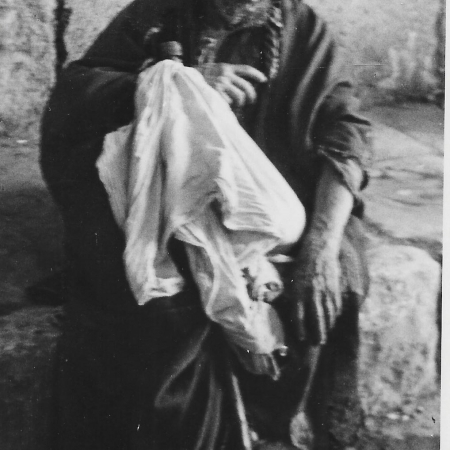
left=41, top=0, right=372, bottom=449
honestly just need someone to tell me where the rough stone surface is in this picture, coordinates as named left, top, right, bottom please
left=365, top=103, right=444, bottom=154
left=359, top=245, right=440, bottom=416
left=0, top=0, right=56, bottom=136
left=0, top=138, right=65, bottom=312
left=65, top=0, right=132, bottom=62
left=363, top=125, right=443, bottom=244
left=0, top=307, right=62, bottom=450
left=0, top=0, right=443, bottom=133
left=434, top=0, right=445, bottom=103
left=362, top=104, right=444, bottom=246
left=305, top=0, right=441, bottom=104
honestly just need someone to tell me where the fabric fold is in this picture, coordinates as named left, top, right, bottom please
left=97, top=60, right=305, bottom=354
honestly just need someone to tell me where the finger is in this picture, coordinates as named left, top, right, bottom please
left=223, top=82, right=247, bottom=108
left=295, top=299, right=307, bottom=341
left=334, top=283, right=343, bottom=317
left=233, top=64, right=268, bottom=84
left=305, top=286, right=327, bottom=345
left=215, top=82, right=234, bottom=105
left=229, top=74, right=258, bottom=103
left=322, top=290, right=337, bottom=333
left=219, top=90, right=233, bottom=105
left=290, top=275, right=308, bottom=342
left=327, top=277, right=342, bottom=329
left=314, top=288, right=328, bottom=345
left=330, top=290, right=342, bottom=324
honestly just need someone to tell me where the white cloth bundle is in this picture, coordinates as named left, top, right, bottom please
left=97, top=60, right=305, bottom=354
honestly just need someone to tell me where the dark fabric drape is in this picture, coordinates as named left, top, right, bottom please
left=55, top=291, right=243, bottom=450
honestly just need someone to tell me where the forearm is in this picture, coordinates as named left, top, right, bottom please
left=290, top=162, right=360, bottom=343
left=308, top=161, right=362, bottom=244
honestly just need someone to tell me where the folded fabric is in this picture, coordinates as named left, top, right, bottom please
left=97, top=60, right=305, bottom=354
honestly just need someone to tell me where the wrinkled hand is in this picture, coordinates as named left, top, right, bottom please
left=290, top=229, right=342, bottom=345
left=196, top=63, right=267, bottom=108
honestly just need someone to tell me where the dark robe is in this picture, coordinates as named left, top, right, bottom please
left=41, top=1, right=372, bottom=449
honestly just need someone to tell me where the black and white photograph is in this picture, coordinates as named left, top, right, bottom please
left=0, top=1, right=445, bottom=449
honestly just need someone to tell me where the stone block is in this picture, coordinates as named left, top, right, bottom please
left=359, top=245, right=440, bottom=416
left=0, top=307, right=62, bottom=450
left=65, top=0, right=132, bottom=62
left=0, top=0, right=56, bottom=136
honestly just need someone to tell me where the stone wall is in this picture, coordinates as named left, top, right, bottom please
left=0, top=0, right=131, bottom=137
left=0, top=0, right=443, bottom=135
left=0, top=0, right=56, bottom=136
left=435, top=0, right=446, bottom=107
left=64, top=0, right=131, bottom=62
left=305, top=0, right=441, bottom=105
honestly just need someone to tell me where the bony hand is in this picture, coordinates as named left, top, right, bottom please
left=289, top=229, right=342, bottom=345
left=196, top=63, right=267, bottom=108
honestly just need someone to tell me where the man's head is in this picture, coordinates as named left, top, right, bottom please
left=211, top=0, right=272, bottom=26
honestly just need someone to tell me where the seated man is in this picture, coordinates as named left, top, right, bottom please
left=40, top=0, right=372, bottom=449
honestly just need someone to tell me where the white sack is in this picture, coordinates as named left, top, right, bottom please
left=97, top=60, right=305, bottom=354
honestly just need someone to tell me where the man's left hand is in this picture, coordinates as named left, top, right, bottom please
left=196, top=63, right=267, bottom=108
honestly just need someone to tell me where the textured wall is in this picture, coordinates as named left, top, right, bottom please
left=305, top=0, right=441, bottom=103
left=62, top=0, right=444, bottom=107
left=0, top=0, right=443, bottom=135
left=0, top=0, right=132, bottom=137
left=435, top=0, right=445, bottom=107
left=64, top=0, right=132, bottom=62
left=360, top=245, right=440, bottom=416
left=0, top=0, right=56, bottom=136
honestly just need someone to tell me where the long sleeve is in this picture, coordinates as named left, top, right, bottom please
left=43, top=63, right=138, bottom=145
left=40, top=0, right=155, bottom=310
left=41, top=0, right=193, bottom=165
left=251, top=1, right=373, bottom=215
left=312, top=81, right=372, bottom=206
left=41, top=0, right=152, bottom=153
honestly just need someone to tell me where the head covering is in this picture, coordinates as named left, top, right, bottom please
left=211, top=0, right=273, bottom=27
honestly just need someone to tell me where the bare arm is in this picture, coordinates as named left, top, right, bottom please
left=310, top=162, right=359, bottom=242
left=290, top=162, right=362, bottom=345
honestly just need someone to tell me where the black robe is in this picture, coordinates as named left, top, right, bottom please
left=41, top=1, right=372, bottom=449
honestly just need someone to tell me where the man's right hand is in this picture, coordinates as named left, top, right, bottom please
left=289, top=227, right=342, bottom=346
left=196, top=63, right=267, bottom=108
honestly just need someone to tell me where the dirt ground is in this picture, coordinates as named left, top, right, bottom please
left=0, top=135, right=64, bottom=314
